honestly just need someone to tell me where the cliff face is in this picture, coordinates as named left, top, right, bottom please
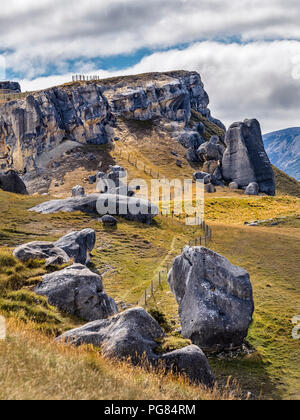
left=0, top=71, right=220, bottom=172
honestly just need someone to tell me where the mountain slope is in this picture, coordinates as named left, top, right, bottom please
left=263, top=128, right=300, bottom=181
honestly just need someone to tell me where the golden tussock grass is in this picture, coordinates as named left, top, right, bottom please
left=0, top=318, right=241, bottom=401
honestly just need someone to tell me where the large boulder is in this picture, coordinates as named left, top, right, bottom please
left=29, top=193, right=158, bottom=225
left=35, top=264, right=118, bottom=321
left=54, top=229, right=96, bottom=265
left=13, top=242, right=70, bottom=265
left=193, top=172, right=211, bottom=184
left=222, top=119, right=275, bottom=196
left=0, top=170, right=27, bottom=195
left=168, top=246, right=254, bottom=352
left=58, top=308, right=214, bottom=386
left=197, top=136, right=223, bottom=162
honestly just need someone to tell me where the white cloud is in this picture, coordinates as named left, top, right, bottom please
left=2, top=0, right=300, bottom=79
left=20, top=40, right=300, bottom=134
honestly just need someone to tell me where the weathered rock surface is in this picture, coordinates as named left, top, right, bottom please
left=100, top=215, right=118, bottom=227
left=193, top=172, right=211, bottom=184
left=72, top=185, right=85, bottom=197
left=0, top=170, right=27, bottom=194
left=222, top=119, right=275, bottom=196
left=30, top=193, right=158, bottom=224
left=0, top=84, right=113, bottom=172
left=0, top=71, right=222, bottom=174
left=159, top=345, right=214, bottom=386
left=13, top=241, right=70, bottom=265
left=58, top=307, right=214, bottom=386
left=168, top=246, right=254, bottom=352
left=197, top=136, right=223, bottom=162
left=35, top=264, right=118, bottom=321
left=0, top=81, right=21, bottom=93
left=245, top=182, right=259, bottom=196
left=54, top=229, right=96, bottom=265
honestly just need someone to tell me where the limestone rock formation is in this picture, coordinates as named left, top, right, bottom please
left=0, top=71, right=222, bottom=174
left=0, top=170, right=27, bottom=194
left=13, top=242, right=70, bottom=265
left=35, top=264, right=118, bottom=321
left=30, top=193, right=159, bottom=224
left=168, top=246, right=254, bottom=352
left=0, top=84, right=113, bottom=172
left=222, top=119, right=275, bottom=196
left=58, top=308, right=214, bottom=386
left=54, top=229, right=96, bottom=265
left=0, top=81, right=21, bottom=93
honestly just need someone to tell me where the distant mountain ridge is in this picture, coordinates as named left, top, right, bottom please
left=263, top=127, right=300, bottom=181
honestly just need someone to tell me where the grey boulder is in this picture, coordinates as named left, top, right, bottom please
left=35, top=264, right=118, bottom=321
left=54, top=229, right=96, bottom=265
left=72, top=185, right=85, bottom=197
left=159, top=345, right=214, bottom=386
left=197, top=136, right=223, bottom=162
left=58, top=308, right=214, bottom=387
left=100, top=215, right=118, bottom=227
left=222, top=119, right=275, bottom=196
left=13, top=242, right=70, bottom=265
left=0, top=170, right=27, bottom=195
left=168, top=246, right=254, bottom=352
left=193, top=172, right=211, bottom=184
left=30, top=193, right=158, bottom=225
left=245, top=182, right=259, bottom=196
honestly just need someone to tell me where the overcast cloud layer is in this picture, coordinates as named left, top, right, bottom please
left=1, top=0, right=300, bottom=133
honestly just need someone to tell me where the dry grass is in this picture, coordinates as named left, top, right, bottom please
left=0, top=318, right=240, bottom=400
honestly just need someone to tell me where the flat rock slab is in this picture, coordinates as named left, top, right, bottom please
left=168, top=246, right=254, bottom=352
left=35, top=264, right=118, bottom=322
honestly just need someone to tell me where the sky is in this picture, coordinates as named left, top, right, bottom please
left=1, top=0, right=300, bottom=133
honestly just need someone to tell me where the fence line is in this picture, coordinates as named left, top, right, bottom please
left=137, top=221, right=212, bottom=307
left=72, top=75, right=101, bottom=82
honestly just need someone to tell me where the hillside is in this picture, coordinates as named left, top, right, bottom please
left=263, top=128, right=300, bottom=181
left=0, top=73, right=299, bottom=401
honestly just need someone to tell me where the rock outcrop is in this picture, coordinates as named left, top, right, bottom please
left=13, top=242, right=70, bottom=266
left=222, top=119, right=275, bottom=196
left=13, top=229, right=95, bottom=266
left=0, top=82, right=21, bottom=93
left=0, top=71, right=221, bottom=173
left=35, top=264, right=118, bottom=321
left=0, top=84, right=113, bottom=172
left=58, top=307, right=214, bottom=386
left=168, top=246, right=254, bottom=352
left=30, top=193, right=159, bottom=224
left=0, top=170, right=27, bottom=194
left=54, top=229, right=96, bottom=265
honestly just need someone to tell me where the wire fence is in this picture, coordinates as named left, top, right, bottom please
left=72, top=75, right=101, bottom=82
left=137, top=220, right=212, bottom=307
